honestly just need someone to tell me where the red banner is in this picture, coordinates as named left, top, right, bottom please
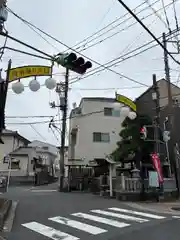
left=151, top=153, right=164, bottom=184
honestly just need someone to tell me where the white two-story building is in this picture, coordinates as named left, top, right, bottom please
left=68, top=97, right=126, bottom=165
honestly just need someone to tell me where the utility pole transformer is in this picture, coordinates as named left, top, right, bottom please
left=162, top=32, right=179, bottom=195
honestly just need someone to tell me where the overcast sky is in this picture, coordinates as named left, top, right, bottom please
left=2, top=0, right=180, bottom=146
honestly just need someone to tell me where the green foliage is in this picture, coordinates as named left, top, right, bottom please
left=111, top=114, right=154, bottom=163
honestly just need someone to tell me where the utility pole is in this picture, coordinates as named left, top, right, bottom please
left=152, top=74, right=164, bottom=196
left=152, top=74, right=160, bottom=155
left=162, top=32, right=179, bottom=196
left=58, top=68, right=69, bottom=192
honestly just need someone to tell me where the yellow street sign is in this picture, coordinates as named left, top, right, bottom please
left=9, top=65, right=52, bottom=82
left=116, top=93, right=136, bottom=112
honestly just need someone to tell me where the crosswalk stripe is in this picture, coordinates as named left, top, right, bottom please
left=108, top=208, right=165, bottom=219
left=91, top=210, right=148, bottom=223
left=22, top=222, right=79, bottom=240
left=49, top=216, right=107, bottom=235
left=72, top=212, right=130, bottom=228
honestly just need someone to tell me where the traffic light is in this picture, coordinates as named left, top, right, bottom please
left=140, top=126, right=147, bottom=140
left=55, top=52, right=92, bottom=74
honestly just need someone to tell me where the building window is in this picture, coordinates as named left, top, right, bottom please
left=42, top=146, right=48, bottom=150
left=9, top=159, right=20, bottom=169
left=104, top=107, right=120, bottom=117
left=93, top=132, right=110, bottom=142
left=3, top=155, right=10, bottom=164
left=104, top=107, right=113, bottom=116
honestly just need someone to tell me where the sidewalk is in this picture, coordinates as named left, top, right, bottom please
left=125, top=200, right=180, bottom=215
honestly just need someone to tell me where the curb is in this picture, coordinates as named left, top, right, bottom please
left=123, top=202, right=180, bottom=215
left=0, top=200, right=12, bottom=231
left=3, top=201, right=19, bottom=233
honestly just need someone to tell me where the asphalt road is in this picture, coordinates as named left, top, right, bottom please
left=3, top=185, right=177, bottom=240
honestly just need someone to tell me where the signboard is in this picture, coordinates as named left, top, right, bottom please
left=9, top=65, right=52, bottom=82
left=149, top=171, right=159, bottom=187
left=115, top=93, right=136, bottom=112
left=151, top=153, right=164, bottom=184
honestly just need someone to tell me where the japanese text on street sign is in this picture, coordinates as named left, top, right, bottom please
left=9, top=65, right=52, bottom=82
left=116, top=93, right=136, bottom=112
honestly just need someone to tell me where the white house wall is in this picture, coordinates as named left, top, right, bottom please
left=0, top=135, right=25, bottom=172
left=0, top=147, right=36, bottom=176
left=0, top=135, right=24, bottom=161
left=69, top=100, right=125, bottom=162
left=29, top=140, right=58, bottom=156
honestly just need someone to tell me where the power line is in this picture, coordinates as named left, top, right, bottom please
left=78, top=0, right=161, bottom=52
left=5, top=4, right=180, bottom=88
left=3, top=46, right=52, bottom=61
left=145, top=0, right=178, bottom=48
left=161, top=0, right=171, bottom=32
left=6, top=8, right=148, bottom=87
left=7, top=90, right=180, bottom=126
left=15, top=16, right=60, bottom=52
left=92, top=0, right=115, bottom=31
left=30, top=124, right=47, bottom=141
left=172, top=0, right=179, bottom=30
left=69, top=0, right=174, bottom=53
left=0, top=32, right=8, bottom=61
left=69, top=27, right=180, bottom=84
left=145, top=0, right=169, bottom=29
left=6, top=115, right=54, bottom=118
left=68, top=1, right=148, bottom=51
left=69, top=42, right=159, bottom=84
left=70, top=86, right=148, bottom=91
left=116, top=0, right=180, bottom=66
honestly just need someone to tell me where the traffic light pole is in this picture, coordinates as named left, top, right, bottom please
left=163, top=32, right=180, bottom=196
left=59, top=67, right=69, bottom=192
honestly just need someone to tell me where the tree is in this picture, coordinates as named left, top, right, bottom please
left=111, top=114, right=154, bottom=167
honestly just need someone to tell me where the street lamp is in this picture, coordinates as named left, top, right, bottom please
left=113, top=103, right=137, bottom=120
left=29, top=78, right=40, bottom=92
left=12, top=81, right=24, bottom=94
left=128, top=111, right=137, bottom=120
left=11, top=77, right=57, bottom=94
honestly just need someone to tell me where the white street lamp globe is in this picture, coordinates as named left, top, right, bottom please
left=128, top=111, right=137, bottom=120
left=12, top=81, right=24, bottom=94
left=29, top=79, right=40, bottom=92
left=120, top=106, right=130, bottom=117
left=45, top=77, right=56, bottom=90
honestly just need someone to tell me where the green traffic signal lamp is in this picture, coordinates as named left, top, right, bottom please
left=65, top=53, right=77, bottom=64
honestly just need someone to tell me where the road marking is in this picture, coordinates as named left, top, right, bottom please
left=72, top=212, right=130, bottom=228
left=108, top=208, right=165, bottom=219
left=49, top=216, right=107, bottom=235
left=22, top=222, right=79, bottom=240
left=31, top=190, right=57, bottom=192
left=91, top=210, right=148, bottom=223
left=172, top=216, right=180, bottom=219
